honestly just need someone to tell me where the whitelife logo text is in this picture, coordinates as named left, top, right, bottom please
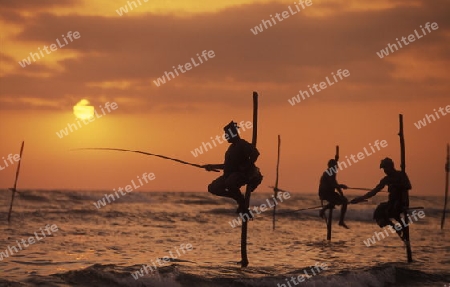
left=56, top=102, right=118, bottom=139
left=376, top=22, right=439, bottom=59
left=0, top=224, right=59, bottom=261
left=413, top=104, right=449, bottom=130
left=93, top=172, right=156, bottom=209
left=288, top=69, right=350, bottom=106
left=153, top=50, right=215, bottom=87
left=190, top=120, right=253, bottom=157
left=18, top=31, right=81, bottom=68
left=250, top=0, right=312, bottom=35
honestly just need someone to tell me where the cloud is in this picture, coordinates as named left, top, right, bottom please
left=1, top=0, right=449, bottom=112
left=0, top=0, right=76, bottom=9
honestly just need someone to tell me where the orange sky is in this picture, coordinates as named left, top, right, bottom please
left=0, top=0, right=449, bottom=195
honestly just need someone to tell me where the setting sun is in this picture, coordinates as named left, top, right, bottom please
left=73, top=99, right=94, bottom=120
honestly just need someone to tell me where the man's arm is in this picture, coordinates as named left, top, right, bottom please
left=202, top=164, right=225, bottom=171
left=400, top=172, right=412, bottom=207
left=403, top=172, right=412, bottom=190
left=235, top=141, right=259, bottom=172
left=331, top=174, right=347, bottom=196
left=247, top=143, right=259, bottom=163
left=238, top=139, right=259, bottom=163
left=335, top=182, right=348, bottom=196
left=350, top=178, right=386, bottom=204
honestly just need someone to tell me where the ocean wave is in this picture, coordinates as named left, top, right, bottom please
left=1, top=263, right=446, bottom=287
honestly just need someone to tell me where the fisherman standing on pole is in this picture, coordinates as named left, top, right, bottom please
left=319, top=159, right=349, bottom=228
left=350, top=157, right=412, bottom=239
left=203, top=121, right=263, bottom=216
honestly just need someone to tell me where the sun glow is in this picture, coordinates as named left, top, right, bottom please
left=73, top=99, right=94, bottom=120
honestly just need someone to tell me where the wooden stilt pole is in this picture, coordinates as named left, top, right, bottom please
left=441, top=144, right=449, bottom=230
left=335, top=145, right=339, bottom=162
left=398, top=114, right=413, bottom=263
left=326, top=145, right=339, bottom=240
left=272, top=135, right=281, bottom=231
left=7, top=141, right=25, bottom=223
left=240, top=91, right=258, bottom=267
left=326, top=208, right=333, bottom=240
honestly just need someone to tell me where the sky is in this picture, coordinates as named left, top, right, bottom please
left=0, top=0, right=449, bottom=196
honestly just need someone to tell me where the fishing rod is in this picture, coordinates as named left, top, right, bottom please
left=347, top=187, right=371, bottom=191
left=347, top=187, right=391, bottom=193
left=258, top=202, right=423, bottom=219
left=275, top=205, right=323, bottom=215
left=259, top=205, right=323, bottom=217
left=259, top=200, right=367, bottom=218
left=268, top=186, right=290, bottom=193
left=72, top=148, right=220, bottom=172
left=269, top=186, right=378, bottom=192
left=268, top=186, right=380, bottom=193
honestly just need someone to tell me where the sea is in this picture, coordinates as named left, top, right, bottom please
left=0, top=190, right=449, bottom=287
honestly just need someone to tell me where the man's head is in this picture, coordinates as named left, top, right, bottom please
left=328, top=159, right=337, bottom=168
left=327, top=159, right=338, bottom=173
left=223, top=121, right=240, bottom=143
left=380, top=157, right=395, bottom=175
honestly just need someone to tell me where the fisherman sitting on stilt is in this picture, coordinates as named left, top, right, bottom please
left=350, top=158, right=412, bottom=240
left=319, top=159, right=349, bottom=228
left=203, top=121, right=263, bottom=217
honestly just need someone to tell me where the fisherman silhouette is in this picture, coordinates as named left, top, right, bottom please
left=319, top=159, right=349, bottom=228
left=350, top=157, right=412, bottom=240
left=203, top=121, right=263, bottom=216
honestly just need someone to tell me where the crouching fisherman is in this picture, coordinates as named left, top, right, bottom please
left=203, top=121, right=263, bottom=217
left=319, top=159, right=349, bottom=228
left=350, top=157, right=412, bottom=240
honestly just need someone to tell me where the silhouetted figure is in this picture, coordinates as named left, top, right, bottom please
left=203, top=121, right=263, bottom=216
left=350, top=158, right=412, bottom=239
left=319, top=159, right=349, bottom=228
